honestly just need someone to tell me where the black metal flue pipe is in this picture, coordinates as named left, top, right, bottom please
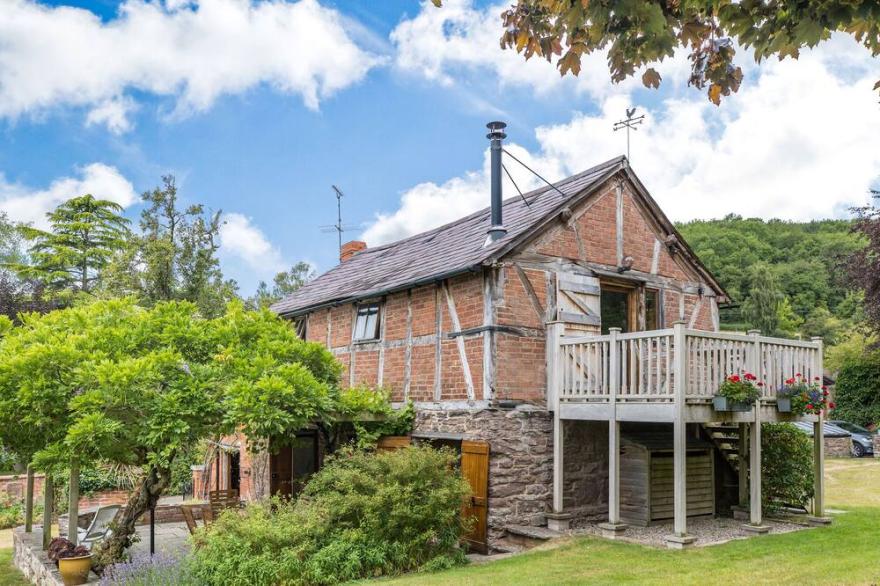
left=486, top=121, right=507, bottom=243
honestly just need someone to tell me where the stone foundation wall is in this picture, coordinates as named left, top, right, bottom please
left=874, top=434, right=880, bottom=458
left=825, top=436, right=851, bottom=458
left=413, top=407, right=609, bottom=544
left=562, top=420, right=609, bottom=525
left=413, top=407, right=553, bottom=544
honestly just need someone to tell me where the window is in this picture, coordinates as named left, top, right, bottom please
left=293, top=316, right=307, bottom=340
left=645, top=289, right=661, bottom=330
left=353, top=302, right=381, bottom=341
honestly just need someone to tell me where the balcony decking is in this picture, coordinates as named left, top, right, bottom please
left=549, top=323, right=823, bottom=424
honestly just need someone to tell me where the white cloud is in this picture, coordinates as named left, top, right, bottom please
left=0, top=164, right=137, bottom=228
left=0, top=0, right=385, bottom=131
left=219, top=212, right=287, bottom=277
left=365, top=36, right=880, bottom=245
left=86, top=96, right=138, bottom=134
left=391, top=0, right=685, bottom=100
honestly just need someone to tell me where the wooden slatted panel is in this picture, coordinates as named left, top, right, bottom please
left=650, top=452, right=715, bottom=521
left=557, top=272, right=601, bottom=336
left=461, top=440, right=489, bottom=554
left=376, top=436, right=411, bottom=451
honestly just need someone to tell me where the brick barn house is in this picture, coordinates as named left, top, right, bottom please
left=197, top=125, right=829, bottom=552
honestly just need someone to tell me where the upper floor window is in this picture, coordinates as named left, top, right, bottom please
left=293, top=316, right=307, bottom=340
left=353, top=302, right=381, bottom=342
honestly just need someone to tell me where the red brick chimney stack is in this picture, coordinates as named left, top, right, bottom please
left=340, top=240, right=367, bottom=262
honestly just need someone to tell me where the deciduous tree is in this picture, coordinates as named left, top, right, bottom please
left=103, top=176, right=237, bottom=317
left=0, top=299, right=390, bottom=568
left=484, top=0, right=880, bottom=104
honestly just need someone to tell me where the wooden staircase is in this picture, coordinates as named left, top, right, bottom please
left=703, top=423, right=742, bottom=470
left=701, top=423, right=743, bottom=515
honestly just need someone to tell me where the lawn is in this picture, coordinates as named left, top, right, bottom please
left=385, top=458, right=880, bottom=586
left=1, top=459, right=878, bottom=585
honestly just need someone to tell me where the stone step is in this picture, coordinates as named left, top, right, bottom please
left=502, top=524, right=563, bottom=550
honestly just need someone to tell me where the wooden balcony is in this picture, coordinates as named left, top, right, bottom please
left=547, top=322, right=823, bottom=424
left=547, top=321, right=829, bottom=547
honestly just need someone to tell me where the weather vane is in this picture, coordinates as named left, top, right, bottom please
left=319, top=185, right=358, bottom=256
left=613, top=107, right=645, bottom=161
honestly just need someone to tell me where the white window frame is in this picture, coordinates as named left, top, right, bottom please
left=353, top=302, right=382, bottom=342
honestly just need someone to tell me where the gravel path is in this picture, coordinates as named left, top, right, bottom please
left=574, top=516, right=812, bottom=548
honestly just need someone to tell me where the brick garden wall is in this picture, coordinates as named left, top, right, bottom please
left=0, top=474, right=45, bottom=502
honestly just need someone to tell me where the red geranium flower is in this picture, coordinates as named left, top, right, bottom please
left=814, top=376, right=821, bottom=381
left=821, top=385, right=827, bottom=391
left=823, top=390, right=829, bottom=396
left=728, top=375, right=741, bottom=383
left=744, top=373, right=756, bottom=381
left=806, top=404, right=814, bottom=410
left=829, top=402, right=836, bottom=409
left=785, top=378, right=795, bottom=385
left=795, top=372, right=802, bottom=377
left=757, top=382, right=764, bottom=387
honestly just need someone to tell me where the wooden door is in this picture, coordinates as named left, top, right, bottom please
left=460, top=440, right=489, bottom=554
left=270, top=445, right=293, bottom=498
left=557, top=271, right=602, bottom=335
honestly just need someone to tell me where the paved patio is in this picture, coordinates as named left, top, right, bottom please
left=13, top=522, right=192, bottom=585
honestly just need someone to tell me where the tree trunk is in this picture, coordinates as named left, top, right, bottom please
left=91, top=465, right=171, bottom=573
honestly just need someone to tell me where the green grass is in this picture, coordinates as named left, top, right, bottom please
left=384, top=458, right=880, bottom=586
left=0, top=545, right=28, bottom=586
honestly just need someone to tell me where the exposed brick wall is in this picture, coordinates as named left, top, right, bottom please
left=286, top=175, right=720, bottom=409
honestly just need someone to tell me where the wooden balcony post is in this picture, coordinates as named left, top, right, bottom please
left=546, top=321, right=572, bottom=531
left=546, top=321, right=564, bottom=409
left=666, top=321, right=694, bottom=548
left=747, top=329, right=762, bottom=398
left=600, top=328, right=626, bottom=537
left=810, top=336, right=830, bottom=525
left=738, top=423, right=749, bottom=507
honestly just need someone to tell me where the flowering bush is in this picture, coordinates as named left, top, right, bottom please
left=780, top=374, right=834, bottom=415
left=718, top=373, right=762, bottom=404
left=100, top=552, right=199, bottom=585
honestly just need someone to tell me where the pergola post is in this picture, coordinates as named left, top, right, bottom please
left=41, top=473, right=54, bottom=550
left=599, top=328, right=625, bottom=538
left=24, top=464, right=34, bottom=533
left=666, top=321, right=694, bottom=549
left=68, top=460, right=80, bottom=545
left=546, top=321, right=571, bottom=532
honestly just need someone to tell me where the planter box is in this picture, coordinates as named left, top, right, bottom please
left=712, top=396, right=753, bottom=412
left=776, top=397, right=792, bottom=412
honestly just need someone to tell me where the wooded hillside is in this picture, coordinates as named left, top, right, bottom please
left=677, top=215, right=864, bottom=341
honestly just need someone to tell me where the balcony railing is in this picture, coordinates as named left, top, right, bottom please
left=552, top=324, right=822, bottom=405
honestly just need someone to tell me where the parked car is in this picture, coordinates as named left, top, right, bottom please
left=828, top=420, right=876, bottom=458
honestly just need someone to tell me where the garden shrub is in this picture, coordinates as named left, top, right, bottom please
left=189, top=446, right=471, bottom=585
left=762, top=423, right=814, bottom=511
left=831, top=351, right=880, bottom=427
left=0, top=494, right=24, bottom=529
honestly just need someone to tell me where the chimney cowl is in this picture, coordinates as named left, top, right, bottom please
left=340, top=240, right=367, bottom=262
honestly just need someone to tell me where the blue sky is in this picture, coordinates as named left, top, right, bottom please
left=2, top=0, right=879, bottom=295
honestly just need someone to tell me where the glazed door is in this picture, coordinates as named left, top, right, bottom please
left=290, top=433, right=319, bottom=494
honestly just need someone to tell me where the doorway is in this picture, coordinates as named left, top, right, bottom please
left=600, top=282, right=638, bottom=333
left=269, top=431, right=320, bottom=498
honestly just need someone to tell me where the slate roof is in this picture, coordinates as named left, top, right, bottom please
left=272, top=156, right=725, bottom=317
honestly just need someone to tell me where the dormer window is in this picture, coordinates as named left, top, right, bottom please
left=353, top=302, right=381, bottom=342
